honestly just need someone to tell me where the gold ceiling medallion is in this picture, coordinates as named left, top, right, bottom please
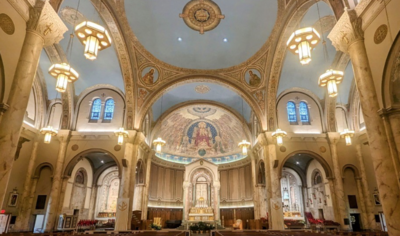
left=179, top=0, right=225, bottom=34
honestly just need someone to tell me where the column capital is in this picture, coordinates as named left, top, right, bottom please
left=57, top=130, right=71, bottom=143
left=327, top=132, right=340, bottom=144
left=125, top=130, right=138, bottom=144
left=26, top=1, right=68, bottom=46
left=328, top=9, right=363, bottom=54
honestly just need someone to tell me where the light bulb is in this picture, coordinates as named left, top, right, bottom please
left=276, top=136, right=283, bottom=146
left=117, top=134, right=124, bottom=145
left=84, top=35, right=100, bottom=60
left=327, top=80, right=338, bottom=97
left=55, top=74, right=68, bottom=93
left=298, top=41, right=311, bottom=65
left=44, top=133, right=52, bottom=144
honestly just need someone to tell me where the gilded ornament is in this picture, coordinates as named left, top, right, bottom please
left=179, top=0, right=225, bottom=34
left=374, top=24, right=388, bottom=44
left=71, top=144, right=79, bottom=151
left=195, top=85, right=210, bottom=94
left=319, top=146, right=326, bottom=153
left=60, top=7, right=86, bottom=27
left=245, top=69, right=262, bottom=87
left=0, top=14, right=15, bottom=35
left=141, top=67, right=158, bottom=85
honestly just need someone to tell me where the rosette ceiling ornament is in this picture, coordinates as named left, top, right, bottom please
left=180, top=0, right=225, bottom=34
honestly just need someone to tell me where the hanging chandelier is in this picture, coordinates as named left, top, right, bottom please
left=40, top=126, right=58, bottom=144
left=318, top=69, right=344, bottom=97
left=238, top=140, right=251, bottom=155
left=114, top=127, right=128, bottom=145
left=48, top=63, right=79, bottom=93
left=272, top=129, right=287, bottom=146
left=75, top=21, right=112, bottom=60
left=153, top=137, right=166, bottom=154
left=340, top=129, right=354, bottom=146
left=287, top=27, right=320, bottom=65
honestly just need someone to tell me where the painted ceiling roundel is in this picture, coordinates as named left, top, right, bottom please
left=155, top=104, right=248, bottom=164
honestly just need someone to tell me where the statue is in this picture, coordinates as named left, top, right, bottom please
left=142, top=68, right=155, bottom=85
left=248, top=70, right=261, bottom=87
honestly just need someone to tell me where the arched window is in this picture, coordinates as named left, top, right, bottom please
left=287, top=101, right=297, bottom=124
left=299, top=101, right=310, bottom=124
left=90, top=98, right=102, bottom=121
left=103, top=99, right=115, bottom=121
left=313, top=171, right=323, bottom=185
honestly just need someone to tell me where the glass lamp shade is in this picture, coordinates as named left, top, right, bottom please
left=40, top=126, right=58, bottom=144
left=153, top=137, right=166, bottom=153
left=272, top=129, right=287, bottom=146
left=75, top=21, right=112, bottom=60
left=114, top=127, right=128, bottom=145
left=318, top=69, right=344, bottom=97
left=340, top=129, right=355, bottom=146
left=48, top=63, right=79, bottom=93
left=287, top=27, right=320, bottom=65
left=238, top=140, right=251, bottom=155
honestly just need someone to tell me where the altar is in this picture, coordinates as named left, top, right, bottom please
left=188, top=197, right=215, bottom=221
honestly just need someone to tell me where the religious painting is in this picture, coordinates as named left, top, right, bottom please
left=373, top=194, right=381, bottom=205
left=141, top=67, right=159, bottom=85
left=7, top=192, right=18, bottom=207
left=157, top=104, right=246, bottom=162
left=245, top=69, right=262, bottom=87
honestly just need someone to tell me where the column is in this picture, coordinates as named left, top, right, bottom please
left=115, top=130, right=136, bottom=231
left=355, top=142, right=376, bottom=229
left=250, top=151, right=261, bottom=219
left=55, top=177, right=69, bottom=219
left=182, top=182, right=191, bottom=222
left=380, top=109, right=400, bottom=182
left=265, top=132, right=284, bottom=230
left=213, top=183, right=221, bottom=223
left=141, top=150, right=154, bottom=221
left=355, top=178, right=369, bottom=230
left=0, top=1, right=67, bottom=208
left=327, top=132, right=348, bottom=228
left=329, top=9, right=400, bottom=235
left=88, top=186, right=98, bottom=219
left=44, top=130, right=70, bottom=232
left=257, top=134, right=271, bottom=228
left=14, top=138, right=39, bottom=231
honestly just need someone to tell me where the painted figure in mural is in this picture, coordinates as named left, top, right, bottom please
left=192, top=122, right=213, bottom=147
left=142, top=68, right=155, bottom=85
left=248, top=70, right=261, bottom=87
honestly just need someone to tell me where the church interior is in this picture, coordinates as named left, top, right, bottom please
left=0, top=0, right=400, bottom=235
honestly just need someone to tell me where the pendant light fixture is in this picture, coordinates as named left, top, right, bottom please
left=48, top=62, right=79, bottom=93
left=272, top=128, right=287, bottom=146
left=75, top=21, right=112, bottom=60
left=340, top=129, right=354, bottom=146
left=40, top=95, right=59, bottom=144
left=238, top=97, right=250, bottom=155
left=287, top=27, right=321, bottom=65
left=153, top=93, right=166, bottom=153
left=318, top=69, right=344, bottom=97
left=114, top=127, right=129, bottom=145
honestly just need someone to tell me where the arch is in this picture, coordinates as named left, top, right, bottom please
left=63, top=148, right=122, bottom=178
left=342, top=164, right=360, bottom=178
left=74, top=168, right=87, bottom=185
left=189, top=166, right=215, bottom=184
left=382, top=30, right=400, bottom=109
left=33, top=162, right=54, bottom=178
left=138, top=76, right=266, bottom=131
left=93, top=162, right=118, bottom=186
left=287, top=101, right=297, bottom=124
left=279, top=150, right=333, bottom=179
left=311, top=169, right=323, bottom=185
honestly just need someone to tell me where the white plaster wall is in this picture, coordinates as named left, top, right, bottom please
left=75, top=89, right=125, bottom=132
left=277, top=92, right=323, bottom=134
left=47, top=103, right=62, bottom=130
left=335, top=107, right=347, bottom=133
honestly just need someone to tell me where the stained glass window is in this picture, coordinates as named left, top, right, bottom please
left=299, top=101, right=310, bottom=123
left=287, top=101, right=297, bottom=123
left=103, top=99, right=115, bottom=120
left=90, top=98, right=102, bottom=120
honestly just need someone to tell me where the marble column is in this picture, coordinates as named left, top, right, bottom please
left=0, top=1, right=67, bottom=208
left=265, top=132, right=284, bottom=230
left=44, top=130, right=70, bottom=232
left=182, top=182, right=191, bottom=222
left=14, top=138, right=39, bottom=231
left=88, top=186, right=98, bottom=219
left=213, top=183, right=221, bottom=223
left=355, top=142, right=376, bottom=230
left=355, top=178, right=369, bottom=230
left=257, top=134, right=272, bottom=228
left=115, top=130, right=137, bottom=231
left=132, top=185, right=144, bottom=211
left=327, top=178, right=341, bottom=224
left=250, top=151, right=261, bottom=219
left=327, top=132, right=348, bottom=228
left=141, top=151, right=154, bottom=221
left=329, top=9, right=400, bottom=234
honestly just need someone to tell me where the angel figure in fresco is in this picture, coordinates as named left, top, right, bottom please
left=192, top=122, right=213, bottom=147
left=142, top=68, right=155, bottom=85
left=248, top=70, right=261, bottom=87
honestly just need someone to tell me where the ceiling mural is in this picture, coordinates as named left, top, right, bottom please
left=155, top=104, right=248, bottom=164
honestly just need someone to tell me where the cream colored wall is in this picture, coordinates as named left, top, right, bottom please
left=75, top=89, right=125, bottom=132
left=32, top=167, right=53, bottom=216
left=363, top=0, right=400, bottom=108
left=25, top=88, right=36, bottom=126
left=47, top=103, right=62, bottom=130
left=0, top=1, right=26, bottom=104
left=277, top=92, right=323, bottom=134
left=220, top=164, right=253, bottom=207
left=148, top=163, right=184, bottom=207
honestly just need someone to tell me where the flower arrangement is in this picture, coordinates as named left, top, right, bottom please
left=150, top=223, right=162, bottom=230
left=189, top=222, right=215, bottom=233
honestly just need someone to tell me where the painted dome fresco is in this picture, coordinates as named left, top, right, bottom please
left=154, top=104, right=249, bottom=164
